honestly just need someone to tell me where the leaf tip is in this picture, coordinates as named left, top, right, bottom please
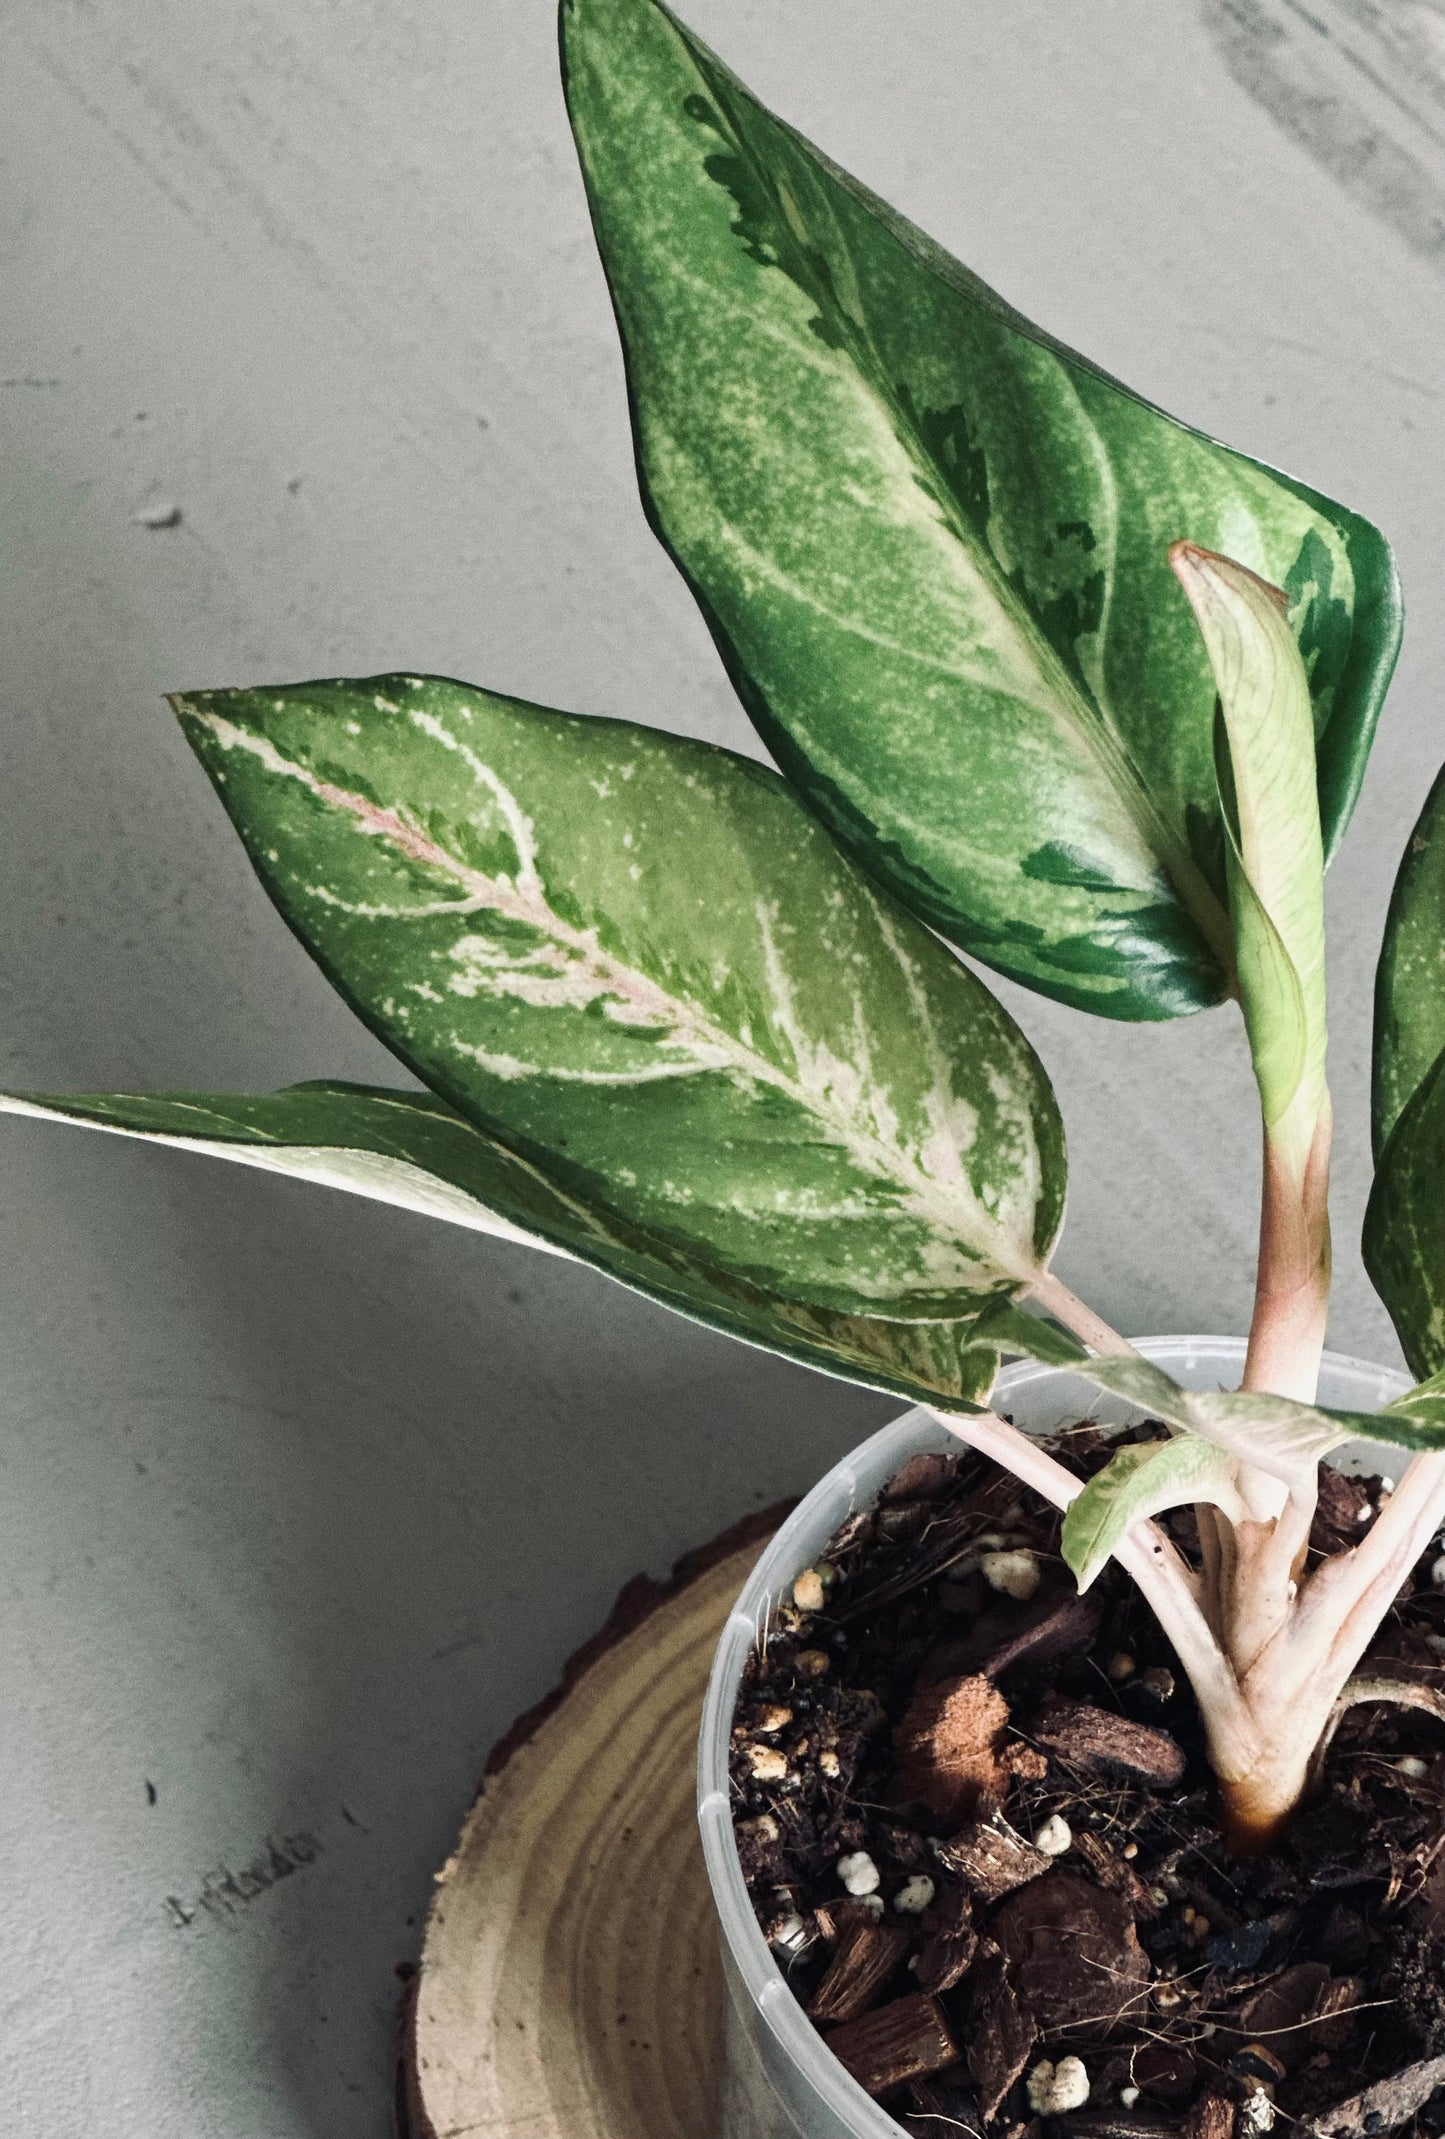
left=1167, top=541, right=1289, bottom=615
left=1057, top=1510, right=1097, bottom=1594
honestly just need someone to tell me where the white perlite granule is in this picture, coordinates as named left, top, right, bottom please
left=1027, top=2059, right=1090, bottom=2114
left=835, top=1850, right=881, bottom=1896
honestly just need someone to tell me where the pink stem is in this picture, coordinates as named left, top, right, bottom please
left=1300, top=1449, right=1445, bottom=1684
left=1026, top=1268, right=1139, bottom=1359
left=1242, top=1105, right=1332, bottom=1404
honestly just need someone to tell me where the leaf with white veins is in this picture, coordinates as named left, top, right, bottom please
left=1062, top=1434, right=1246, bottom=1592
left=0, top=1080, right=1005, bottom=1410
left=161, top=672, right=1064, bottom=1333
left=562, top=0, right=1400, bottom=1021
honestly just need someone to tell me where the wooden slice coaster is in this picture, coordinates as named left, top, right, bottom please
left=398, top=1504, right=790, bottom=2139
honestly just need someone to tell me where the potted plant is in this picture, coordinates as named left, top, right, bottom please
left=8, top=0, right=1445, bottom=2132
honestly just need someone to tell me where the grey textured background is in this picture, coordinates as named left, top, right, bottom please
left=2, top=1, right=1441, bottom=2132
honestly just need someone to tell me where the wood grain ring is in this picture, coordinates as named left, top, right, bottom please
left=398, top=1505, right=790, bottom=2139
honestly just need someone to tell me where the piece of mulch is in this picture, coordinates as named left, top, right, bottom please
left=729, top=1424, right=1445, bottom=2139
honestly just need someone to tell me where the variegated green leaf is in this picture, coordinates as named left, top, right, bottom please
left=979, top=1324, right=1444, bottom=1473
left=1367, top=764, right=1445, bottom=1376
left=1373, top=762, right=1445, bottom=1157
left=562, top=0, right=1400, bottom=1022
left=1062, top=1434, right=1246, bottom=1592
left=0, top=1082, right=572, bottom=1254
left=1167, top=1375, right=1445, bottom=1461
left=1170, top=547, right=1326, bottom=1144
left=1075, top=1358, right=1344, bottom=1484
left=164, top=672, right=1064, bottom=1339
left=1365, top=1055, right=1445, bottom=1380
left=1378, top=1368, right=1445, bottom=1444
left=0, top=1080, right=1003, bottom=1411
left=972, top=1295, right=1092, bottom=1369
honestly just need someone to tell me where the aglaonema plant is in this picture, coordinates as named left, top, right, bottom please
left=8, top=0, right=1445, bottom=1853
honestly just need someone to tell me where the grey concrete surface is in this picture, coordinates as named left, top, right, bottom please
left=1, top=1, right=1441, bottom=2132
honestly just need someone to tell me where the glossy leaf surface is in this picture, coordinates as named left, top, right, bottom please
left=562, top=0, right=1400, bottom=1020
left=1367, top=764, right=1445, bottom=1374
left=167, top=671, right=1064, bottom=1334
left=0, top=1080, right=1004, bottom=1410
left=1062, top=1434, right=1245, bottom=1592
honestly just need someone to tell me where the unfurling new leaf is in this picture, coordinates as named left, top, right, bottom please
left=1169, top=546, right=1328, bottom=1159
left=1170, top=545, right=1333, bottom=1407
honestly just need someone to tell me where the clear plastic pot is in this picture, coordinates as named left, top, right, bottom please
left=697, top=1335, right=1409, bottom=2139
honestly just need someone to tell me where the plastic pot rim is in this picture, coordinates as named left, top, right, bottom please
left=696, top=1334, right=1410, bottom=2139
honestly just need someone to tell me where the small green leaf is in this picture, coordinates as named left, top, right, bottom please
left=972, top=1296, right=1090, bottom=1369
left=1062, top=1434, right=1245, bottom=1592
left=1367, top=1369, right=1445, bottom=1449
left=166, top=671, right=1064, bottom=1333
left=975, top=1330, right=1356, bottom=1481
left=1367, top=764, right=1445, bottom=1373
left=1365, top=1054, right=1445, bottom=1379
left=1071, top=1354, right=1445, bottom=1467
left=1170, top=546, right=1326, bottom=1144
left=1084, top=1362, right=1345, bottom=1483
left=0, top=1081, right=1004, bottom=1413
left=1374, top=763, right=1445, bottom=1158
left=562, top=0, right=1400, bottom=1021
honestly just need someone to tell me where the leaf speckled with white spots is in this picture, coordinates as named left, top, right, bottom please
left=562, top=0, right=1400, bottom=1021
left=1366, top=763, right=1445, bottom=1376
left=159, top=673, right=1063, bottom=1335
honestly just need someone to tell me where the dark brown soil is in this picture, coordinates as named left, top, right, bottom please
left=728, top=1429, right=1445, bottom=2139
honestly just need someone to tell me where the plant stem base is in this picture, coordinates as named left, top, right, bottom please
left=398, top=1509, right=786, bottom=2139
